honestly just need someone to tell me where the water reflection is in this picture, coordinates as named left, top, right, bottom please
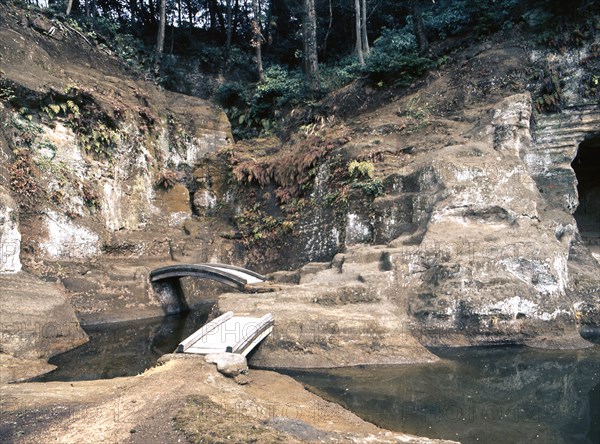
left=288, top=346, right=600, bottom=444
left=39, top=304, right=213, bottom=381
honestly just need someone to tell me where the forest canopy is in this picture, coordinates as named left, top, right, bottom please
left=18, top=0, right=600, bottom=138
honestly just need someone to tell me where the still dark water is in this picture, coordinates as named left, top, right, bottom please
left=37, top=305, right=213, bottom=381
left=286, top=346, right=600, bottom=444
left=37, top=316, right=600, bottom=444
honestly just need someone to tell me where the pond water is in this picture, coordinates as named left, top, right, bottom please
left=37, top=304, right=214, bottom=381
left=286, top=345, right=600, bottom=444
left=36, top=314, right=600, bottom=444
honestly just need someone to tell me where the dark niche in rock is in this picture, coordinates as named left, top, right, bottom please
left=572, top=134, right=600, bottom=246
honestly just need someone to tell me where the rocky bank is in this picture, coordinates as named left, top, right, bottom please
left=0, top=4, right=600, bottom=442
left=1, top=4, right=599, bottom=373
left=0, top=4, right=599, bottom=443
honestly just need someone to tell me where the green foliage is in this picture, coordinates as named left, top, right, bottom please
left=234, top=203, right=296, bottom=245
left=320, top=57, right=362, bottom=91
left=216, top=65, right=310, bottom=139
left=214, top=81, right=247, bottom=109
left=0, top=83, right=16, bottom=102
left=3, top=79, right=121, bottom=159
left=364, top=28, right=433, bottom=85
left=352, top=177, right=385, bottom=198
left=469, top=0, right=520, bottom=36
left=323, top=191, right=342, bottom=207
left=424, top=0, right=520, bottom=40
left=41, top=100, right=80, bottom=120
left=346, top=160, right=385, bottom=198
left=423, top=1, right=470, bottom=39
left=78, top=122, right=120, bottom=158
left=348, top=160, right=375, bottom=180
left=255, top=65, right=305, bottom=108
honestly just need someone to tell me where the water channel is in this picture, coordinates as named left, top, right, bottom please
left=37, top=316, right=600, bottom=443
left=37, top=305, right=213, bottom=381
left=286, top=345, right=600, bottom=444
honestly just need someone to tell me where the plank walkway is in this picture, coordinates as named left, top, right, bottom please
left=177, top=311, right=274, bottom=356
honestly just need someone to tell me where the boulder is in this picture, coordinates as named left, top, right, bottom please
left=205, top=352, right=248, bottom=377
left=0, top=272, right=88, bottom=361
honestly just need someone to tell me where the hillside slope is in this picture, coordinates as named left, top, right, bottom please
left=0, top=3, right=599, bottom=378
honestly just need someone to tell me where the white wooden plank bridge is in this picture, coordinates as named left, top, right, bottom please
left=150, top=263, right=274, bottom=355
left=177, top=311, right=274, bottom=356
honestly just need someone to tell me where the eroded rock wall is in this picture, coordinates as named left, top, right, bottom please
left=0, top=189, right=21, bottom=273
left=221, top=91, right=597, bottom=370
left=0, top=6, right=235, bottom=347
left=395, top=93, right=596, bottom=345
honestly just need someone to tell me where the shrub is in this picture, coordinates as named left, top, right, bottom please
left=254, top=65, right=306, bottom=109
left=320, top=57, right=362, bottom=91
left=423, top=0, right=520, bottom=40
left=215, top=65, right=310, bottom=139
left=423, top=0, right=472, bottom=39
left=214, top=81, right=248, bottom=109
left=364, top=28, right=433, bottom=85
left=348, top=160, right=375, bottom=180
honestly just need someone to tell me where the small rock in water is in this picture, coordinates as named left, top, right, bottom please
left=205, top=353, right=248, bottom=377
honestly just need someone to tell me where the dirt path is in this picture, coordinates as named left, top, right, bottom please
left=1, top=355, right=458, bottom=444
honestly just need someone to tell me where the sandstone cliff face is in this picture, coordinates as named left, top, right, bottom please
left=0, top=7, right=233, bottom=372
left=395, top=92, right=598, bottom=346
left=218, top=89, right=597, bottom=370
left=216, top=38, right=599, bottom=366
left=1, top=6, right=598, bottom=374
left=0, top=189, right=21, bottom=273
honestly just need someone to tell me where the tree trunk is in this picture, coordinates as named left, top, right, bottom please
left=252, top=0, right=264, bottom=81
left=214, top=0, right=225, bottom=36
left=225, top=0, right=233, bottom=61
left=208, top=0, right=217, bottom=39
left=177, top=0, right=182, bottom=27
left=187, top=0, right=193, bottom=27
left=361, top=0, right=369, bottom=56
left=66, top=0, right=73, bottom=15
left=170, top=13, right=175, bottom=54
left=321, top=0, right=332, bottom=59
left=232, top=0, right=239, bottom=42
left=355, top=0, right=364, bottom=65
left=149, top=0, right=157, bottom=25
left=129, top=0, right=139, bottom=24
left=411, top=0, right=429, bottom=55
left=265, top=0, right=273, bottom=49
left=304, top=0, right=319, bottom=91
left=155, top=0, right=166, bottom=75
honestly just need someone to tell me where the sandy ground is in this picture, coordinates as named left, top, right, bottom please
left=0, top=355, right=458, bottom=444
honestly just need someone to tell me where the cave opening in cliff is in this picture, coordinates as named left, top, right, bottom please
left=571, top=135, right=600, bottom=242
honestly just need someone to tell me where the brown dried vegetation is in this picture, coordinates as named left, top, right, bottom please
left=230, top=130, right=351, bottom=204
